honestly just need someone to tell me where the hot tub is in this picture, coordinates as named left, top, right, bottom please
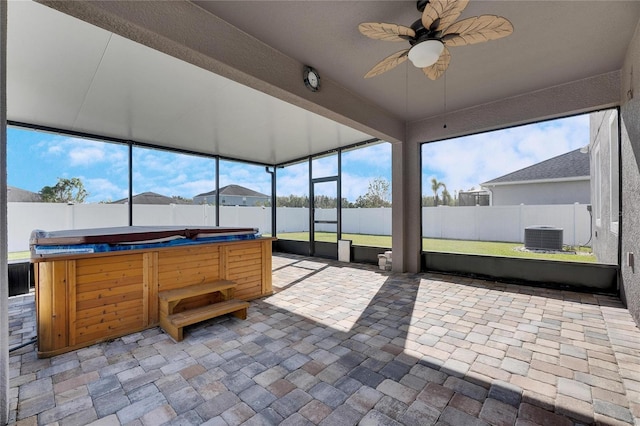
left=31, top=226, right=274, bottom=357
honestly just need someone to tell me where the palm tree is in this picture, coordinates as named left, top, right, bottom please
left=431, top=178, right=446, bottom=206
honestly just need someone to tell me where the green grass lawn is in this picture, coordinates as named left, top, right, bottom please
left=9, top=234, right=596, bottom=263
left=8, top=251, right=30, bottom=261
left=273, top=232, right=596, bottom=263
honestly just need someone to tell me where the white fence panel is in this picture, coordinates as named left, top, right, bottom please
left=343, top=208, right=392, bottom=235
left=276, top=207, right=309, bottom=233
left=422, top=204, right=591, bottom=245
left=71, top=204, right=128, bottom=229
left=475, top=206, right=521, bottom=242
left=8, top=202, right=592, bottom=252
left=220, top=206, right=271, bottom=234
left=8, top=203, right=69, bottom=253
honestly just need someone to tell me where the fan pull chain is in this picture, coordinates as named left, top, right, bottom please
left=443, top=73, right=447, bottom=129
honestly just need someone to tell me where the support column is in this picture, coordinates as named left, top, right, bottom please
left=1, top=0, right=9, bottom=423
left=391, top=140, right=422, bottom=273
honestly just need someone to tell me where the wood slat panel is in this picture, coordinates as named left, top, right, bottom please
left=75, top=314, right=144, bottom=344
left=76, top=282, right=143, bottom=303
left=76, top=267, right=145, bottom=286
left=227, top=264, right=261, bottom=277
left=76, top=290, right=143, bottom=311
left=75, top=305, right=141, bottom=329
left=158, top=269, right=221, bottom=290
left=235, top=285, right=262, bottom=300
left=232, top=273, right=263, bottom=285
left=158, top=251, right=219, bottom=267
left=75, top=299, right=141, bottom=321
left=158, top=246, right=219, bottom=263
left=76, top=274, right=144, bottom=294
left=226, top=246, right=262, bottom=256
left=76, top=255, right=143, bottom=275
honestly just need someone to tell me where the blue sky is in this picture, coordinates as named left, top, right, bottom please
left=8, top=113, right=588, bottom=203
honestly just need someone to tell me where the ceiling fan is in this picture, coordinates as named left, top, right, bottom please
left=359, top=0, right=513, bottom=80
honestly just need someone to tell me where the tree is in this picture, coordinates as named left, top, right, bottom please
left=431, top=178, right=446, bottom=206
left=277, top=194, right=310, bottom=207
left=354, top=178, right=391, bottom=208
left=442, top=188, right=452, bottom=206
left=40, top=177, right=88, bottom=203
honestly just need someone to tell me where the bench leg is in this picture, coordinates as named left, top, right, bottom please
left=160, top=317, right=183, bottom=342
left=231, top=307, right=247, bottom=320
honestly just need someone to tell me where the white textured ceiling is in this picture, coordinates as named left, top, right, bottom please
left=7, top=1, right=640, bottom=164
left=7, top=1, right=373, bottom=165
left=199, top=0, right=640, bottom=122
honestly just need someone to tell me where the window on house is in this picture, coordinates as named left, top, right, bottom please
left=421, top=113, right=599, bottom=264
left=609, top=111, right=619, bottom=234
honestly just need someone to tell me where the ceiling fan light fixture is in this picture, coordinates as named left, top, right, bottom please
left=408, top=39, right=444, bottom=68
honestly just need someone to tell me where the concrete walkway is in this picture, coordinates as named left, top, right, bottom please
left=9, top=253, right=640, bottom=425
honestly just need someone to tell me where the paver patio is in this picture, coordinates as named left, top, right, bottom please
left=8, top=253, right=640, bottom=425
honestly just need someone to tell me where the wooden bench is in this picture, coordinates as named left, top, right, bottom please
left=159, top=280, right=250, bottom=341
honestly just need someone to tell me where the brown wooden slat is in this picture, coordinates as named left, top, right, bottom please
left=76, top=290, right=143, bottom=311
left=167, top=300, right=249, bottom=327
left=76, top=275, right=144, bottom=294
left=76, top=256, right=143, bottom=275
left=172, top=293, right=224, bottom=314
left=231, top=273, right=262, bottom=285
left=158, top=251, right=219, bottom=267
left=227, top=268, right=261, bottom=280
left=76, top=282, right=143, bottom=302
left=76, top=265, right=145, bottom=284
left=75, top=315, right=145, bottom=344
left=75, top=305, right=142, bottom=328
left=158, top=271, right=221, bottom=290
left=75, top=299, right=140, bottom=319
left=159, top=280, right=236, bottom=302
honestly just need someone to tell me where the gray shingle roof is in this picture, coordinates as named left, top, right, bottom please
left=8, top=186, right=42, bottom=202
left=482, top=148, right=589, bottom=185
left=111, top=192, right=191, bottom=205
left=195, top=184, right=268, bottom=198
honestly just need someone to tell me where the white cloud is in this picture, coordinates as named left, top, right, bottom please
left=85, top=177, right=127, bottom=203
left=422, top=115, right=589, bottom=194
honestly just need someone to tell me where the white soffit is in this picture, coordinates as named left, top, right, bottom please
left=7, top=1, right=374, bottom=165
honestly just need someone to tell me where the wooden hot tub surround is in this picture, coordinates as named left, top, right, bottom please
left=32, top=229, right=274, bottom=357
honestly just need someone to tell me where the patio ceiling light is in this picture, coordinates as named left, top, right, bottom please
left=407, top=40, right=444, bottom=68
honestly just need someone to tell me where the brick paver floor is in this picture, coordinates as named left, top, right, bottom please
left=8, top=253, right=640, bottom=425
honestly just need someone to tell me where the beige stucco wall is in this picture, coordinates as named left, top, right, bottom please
left=620, top=18, right=640, bottom=327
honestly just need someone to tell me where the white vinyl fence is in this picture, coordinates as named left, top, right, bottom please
left=8, top=203, right=590, bottom=252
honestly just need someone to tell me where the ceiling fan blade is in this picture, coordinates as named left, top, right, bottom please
left=358, top=22, right=416, bottom=42
left=422, top=0, right=470, bottom=32
left=442, top=15, right=514, bottom=47
left=422, top=46, right=451, bottom=80
left=364, top=49, right=410, bottom=78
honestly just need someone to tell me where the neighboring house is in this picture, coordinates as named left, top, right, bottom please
left=193, top=185, right=269, bottom=206
left=8, top=186, right=42, bottom=202
left=481, top=148, right=590, bottom=205
left=589, top=110, right=619, bottom=264
left=111, top=192, right=192, bottom=205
